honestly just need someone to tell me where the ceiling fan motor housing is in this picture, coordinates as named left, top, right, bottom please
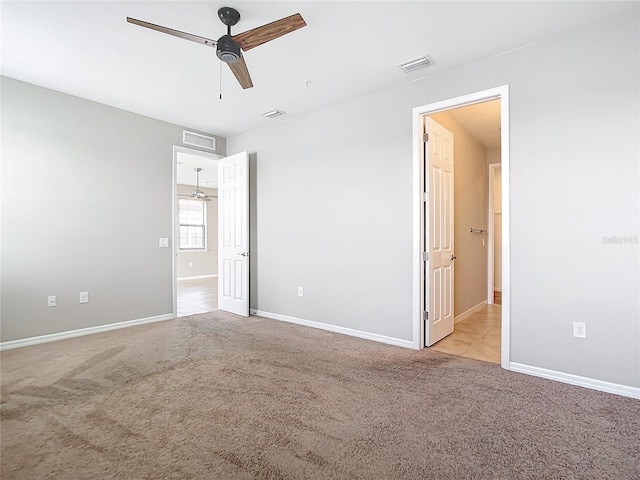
left=216, top=35, right=241, bottom=63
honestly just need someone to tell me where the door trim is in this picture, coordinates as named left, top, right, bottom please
left=172, top=145, right=223, bottom=318
left=411, top=85, right=511, bottom=370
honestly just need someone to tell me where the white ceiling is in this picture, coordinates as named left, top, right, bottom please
left=1, top=2, right=635, bottom=138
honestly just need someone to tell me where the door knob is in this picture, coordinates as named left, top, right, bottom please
left=238, top=252, right=250, bottom=257
left=451, top=255, right=457, bottom=260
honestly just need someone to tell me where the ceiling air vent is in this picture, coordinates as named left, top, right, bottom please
left=262, top=109, right=285, bottom=119
left=183, top=130, right=216, bottom=151
left=398, top=55, right=434, bottom=73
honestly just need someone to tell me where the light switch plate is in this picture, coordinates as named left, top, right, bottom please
left=80, top=292, right=89, bottom=304
left=159, top=238, right=170, bottom=248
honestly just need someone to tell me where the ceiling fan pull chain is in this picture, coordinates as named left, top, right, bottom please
left=219, top=59, right=223, bottom=100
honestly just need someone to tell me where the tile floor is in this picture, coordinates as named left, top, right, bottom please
left=430, top=304, right=501, bottom=363
left=177, top=277, right=218, bottom=317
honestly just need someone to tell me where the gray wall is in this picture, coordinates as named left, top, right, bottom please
left=228, top=15, right=639, bottom=387
left=1, top=77, right=225, bottom=342
left=176, top=184, right=218, bottom=278
left=430, top=111, right=488, bottom=316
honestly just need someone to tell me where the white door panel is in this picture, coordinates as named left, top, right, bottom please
left=426, top=118, right=455, bottom=346
left=218, top=151, right=249, bottom=316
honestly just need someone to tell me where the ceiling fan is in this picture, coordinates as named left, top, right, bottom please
left=127, top=7, right=306, bottom=89
left=179, top=168, right=216, bottom=202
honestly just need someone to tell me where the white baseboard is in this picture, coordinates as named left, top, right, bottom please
left=0, top=313, right=175, bottom=351
left=250, top=309, right=414, bottom=349
left=177, top=274, right=217, bottom=281
left=455, top=300, right=487, bottom=324
left=510, top=362, right=640, bottom=400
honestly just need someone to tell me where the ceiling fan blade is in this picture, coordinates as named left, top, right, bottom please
left=232, top=13, right=306, bottom=51
left=227, top=56, right=254, bottom=89
left=127, top=17, right=218, bottom=48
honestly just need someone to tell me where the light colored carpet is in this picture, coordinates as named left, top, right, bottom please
left=1, top=310, right=639, bottom=479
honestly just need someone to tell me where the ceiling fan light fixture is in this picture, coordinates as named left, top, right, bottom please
left=262, top=109, right=285, bottom=118
left=398, top=55, right=434, bottom=73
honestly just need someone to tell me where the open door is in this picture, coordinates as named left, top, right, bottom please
left=218, top=151, right=249, bottom=316
left=425, top=118, right=455, bottom=346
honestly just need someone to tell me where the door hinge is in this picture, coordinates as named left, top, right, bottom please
left=423, top=133, right=429, bottom=142
left=422, top=251, right=429, bottom=262
left=423, top=191, right=429, bottom=202
left=423, top=311, right=429, bottom=321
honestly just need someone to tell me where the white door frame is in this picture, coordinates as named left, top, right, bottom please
left=487, top=163, right=501, bottom=304
left=412, top=85, right=511, bottom=369
left=172, top=145, right=223, bottom=317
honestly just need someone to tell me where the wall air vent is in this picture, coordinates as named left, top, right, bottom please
left=183, top=131, right=216, bottom=151
left=398, top=55, right=434, bottom=73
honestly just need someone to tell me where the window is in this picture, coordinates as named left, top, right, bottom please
left=179, top=199, right=206, bottom=250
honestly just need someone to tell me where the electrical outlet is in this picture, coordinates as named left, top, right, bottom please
left=47, top=296, right=57, bottom=307
left=189, top=262, right=193, bottom=267
left=79, top=292, right=89, bottom=304
left=298, top=287, right=304, bottom=297
left=573, top=321, right=587, bottom=339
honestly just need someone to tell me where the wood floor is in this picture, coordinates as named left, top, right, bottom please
left=177, top=277, right=218, bottom=317
left=430, top=304, right=501, bottom=363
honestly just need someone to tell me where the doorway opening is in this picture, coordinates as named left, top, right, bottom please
left=172, top=146, right=222, bottom=318
left=412, top=86, right=510, bottom=370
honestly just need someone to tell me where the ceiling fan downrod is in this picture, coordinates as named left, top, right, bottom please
left=194, top=167, right=203, bottom=193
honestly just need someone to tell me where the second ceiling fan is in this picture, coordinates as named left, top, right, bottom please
left=127, top=7, right=306, bottom=89
left=179, top=168, right=215, bottom=202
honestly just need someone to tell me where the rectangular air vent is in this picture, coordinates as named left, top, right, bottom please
left=398, top=55, right=434, bottom=73
left=262, top=109, right=285, bottom=119
left=183, top=130, right=216, bottom=151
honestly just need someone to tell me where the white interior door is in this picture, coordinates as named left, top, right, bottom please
left=425, top=118, right=455, bottom=346
left=218, top=151, right=249, bottom=316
